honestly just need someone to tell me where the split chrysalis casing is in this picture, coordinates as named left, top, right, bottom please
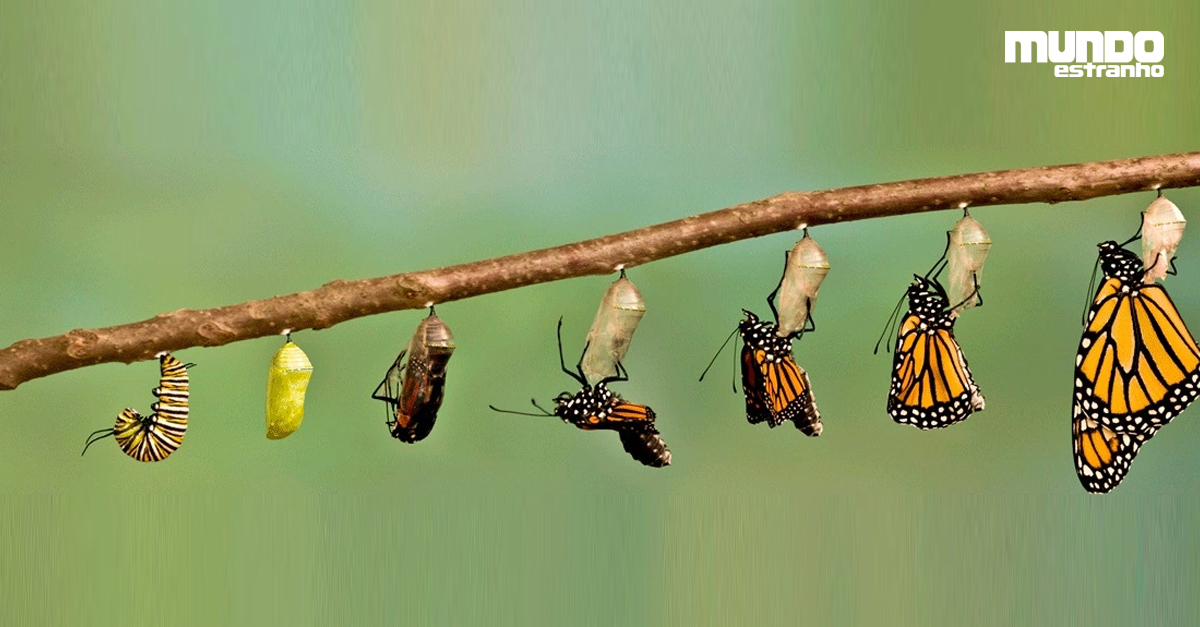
left=773, top=232, right=830, bottom=338
left=373, top=310, right=455, bottom=443
left=946, top=214, right=991, bottom=314
left=580, top=273, right=646, bottom=386
left=1141, top=195, right=1185, bottom=283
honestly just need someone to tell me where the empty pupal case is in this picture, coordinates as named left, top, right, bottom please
left=774, top=232, right=830, bottom=337
left=580, top=272, right=646, bottom=386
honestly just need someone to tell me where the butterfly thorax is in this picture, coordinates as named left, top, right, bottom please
left=1097, top=241, right=1142, bottom=282
left=738, top=311, right=794, bottom=362
left=554, top=382, right=615, bottom=427
left=906, top=283, right=953, bottom=330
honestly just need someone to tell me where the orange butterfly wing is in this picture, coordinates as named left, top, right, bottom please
left=1074, top=278, right=1200, bottom=436
left=1072, top=415, right=1148, bottom=493
left=888, top=313, right=983, bottom=429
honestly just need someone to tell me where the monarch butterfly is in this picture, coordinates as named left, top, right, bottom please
left=883, top=275, right=985, bottom=429
left=372, top=308, right=455, bottom=444
left=1072, top=240, right=1200, bottom=493
left=580, top=269, right=646, bottom=385
left=265, top=337, right=313, bottom=440
left=1141, top=194, right=1185, bottom=283
left=768, top=230, right=830, bottom=338
left=737, top=310, right=822, bottom=435
left=82, top=353, right=192, bottom=462
left=490, top=319, right=670, bottom=468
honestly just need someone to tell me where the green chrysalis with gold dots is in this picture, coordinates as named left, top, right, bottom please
left=266, top=341, right=313, bottom=440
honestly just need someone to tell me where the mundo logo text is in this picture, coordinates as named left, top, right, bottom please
left=1004, top=31, right=1165, bottom=77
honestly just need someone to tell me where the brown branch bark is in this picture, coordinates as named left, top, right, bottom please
left=2, top=151, right=1199, bottom=390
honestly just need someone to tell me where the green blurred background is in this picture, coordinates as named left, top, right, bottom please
left=2, top=1, right=1199, bottom=624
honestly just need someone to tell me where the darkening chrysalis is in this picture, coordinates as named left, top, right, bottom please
left=946, top=212, right=991, bottom=314
left=1141, top=194, right=1185, bottom=283
left=770, top=230, right=829, bottom=338
left=372, top=308, right=455, bottom=443
left=580, top=270, right=646, bottom=386
left=265, top=337, right=313, bottom=440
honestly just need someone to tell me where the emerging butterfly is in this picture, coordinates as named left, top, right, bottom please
left=881, top=274, right=985, bottom=429
left=737, top=310, right=822, bottom=435
left=1072, top=240, right=1200, bottom=493
left=490, top=319, right=671, bottom=468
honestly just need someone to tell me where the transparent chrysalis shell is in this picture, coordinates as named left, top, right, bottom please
left=373, top=311, right=455, bottom=443
left=774, top=232, right=830, bottom=338
left=266, top=342, right=313, bottom=440
left=581, top=272, right=646, bottom=386
left=1141, top=195, right=1185, bottom=283
left=946, top=213, right=991, bottom=314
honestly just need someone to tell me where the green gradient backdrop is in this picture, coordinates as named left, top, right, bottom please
left=3, top=1, right=1200, bottom=625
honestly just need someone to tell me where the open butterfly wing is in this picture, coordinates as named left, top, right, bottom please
left=888, top=314, right=982, bottom=429
left=1074, top=278, right=1200, bottom=435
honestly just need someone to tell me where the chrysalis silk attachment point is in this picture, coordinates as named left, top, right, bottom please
left=775, top=233, right=829, bottom=337
left=373, top=312, right=456, bottom=443
left=581, top=275, right=646, bottom=386
left=947, top=214, right=991, bottom=314
left=266, top=342, right=313, bottom=440
left=1141, top=196, right=1185, bottom=283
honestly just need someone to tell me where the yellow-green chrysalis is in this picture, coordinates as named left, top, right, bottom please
left=266, top=338, right=313, bottom=440
left=581, top=270, right=646, bottom=386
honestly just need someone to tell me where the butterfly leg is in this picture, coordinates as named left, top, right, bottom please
left=556, top=317, right=586, bottom=386
left=1121, top=213, right=1144, bottom=246
left=766, top=250, right=788, bottom=322
left=924, top=232, right=951, bottom=280
left=600, top=360, right=630, bottom=385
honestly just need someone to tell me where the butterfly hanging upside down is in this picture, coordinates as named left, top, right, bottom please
left=736, top=310, right=823, bottom=435
left=883, top=274, right=985, bottom=429
left=1072, top=240, right=1200, bottom=493
left=490, top=319, right=671, bottom=468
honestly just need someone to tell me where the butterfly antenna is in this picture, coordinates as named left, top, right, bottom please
left=1081, top=256, right=1101, bottom=327
left=699, top=326, right=739, bottom=382
left=488, top=399, right=554, bottom=417
left=874, top=289, right=907, bottom=355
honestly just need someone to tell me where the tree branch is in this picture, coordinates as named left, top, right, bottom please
left=2, top=151, right=1198, bottom=390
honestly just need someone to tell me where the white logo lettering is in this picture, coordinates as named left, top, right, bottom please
left=1005, top=31, right=1165, bottom=78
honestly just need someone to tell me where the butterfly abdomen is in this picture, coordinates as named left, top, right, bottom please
left=619, top=429, right=672, bottom=467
